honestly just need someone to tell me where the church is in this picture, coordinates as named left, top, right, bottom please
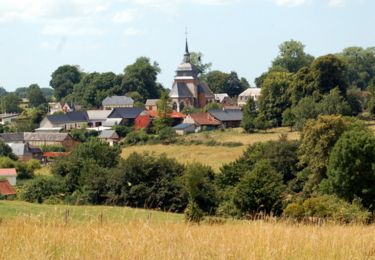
left=170, top=40, right=215, bottom=112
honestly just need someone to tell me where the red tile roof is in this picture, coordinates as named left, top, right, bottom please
left=0, top=168, right=17, bottom=176
left=188, top=112, right=222, bottom=126
left=147, top=110, right=186, bottom=119
left=0, top=180, right=16, bottom=196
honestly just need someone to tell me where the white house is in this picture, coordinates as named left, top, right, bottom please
left=0, top=168, right=17, bottom=186
left=238, top=88, right=261, bottom=107
left=0, top=113, right=19, bottom=125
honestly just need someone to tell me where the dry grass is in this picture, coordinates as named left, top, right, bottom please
left=122, top=144, right=245, bottom=171
left=122, top=128, right=299, bottom=171
left=1, top=217, right=375, bottom=259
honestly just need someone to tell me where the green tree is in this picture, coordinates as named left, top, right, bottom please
left=321, top=130, right=375, bottom=210
left=50, top=65, right=82, bottom=100
left=202, top=102, right=223, bottom=112
left=121, top=57, right=162, bottom=101
left=233, top=160, right=286, bottom=215
left=153, top=92, right=172, bottom=132
left=190, top=52, right=212, bottom=78
left=205, top=70, right=229, bottom=93
left=258, top=72, right=292, bottom=126
left=282, top=108, right=296, bottom=131
left=241, top=97, right=258, bottom=133
left=0, top=142, right=16, bottom=160
left=224, top=71, right=246, bottom=97
left=0, top=93, right=22, bottom=113
left=28, top=84, right=47, bottom=108
left=290, top=96, right=319, bottom=131
left=318, top=88, right=351, bottom=116
left=272, top=40, right=314, bottom=73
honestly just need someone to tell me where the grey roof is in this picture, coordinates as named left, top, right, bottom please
left=102, top=96, right=134, bottom=107
left=173, top=123, right=195, bottom=130
left=46, top=111, right=88, bottom=124
left=145, top=99, right=159, bottom=106
left=198, top=83, right=214, bottom=96
left=87, top=110, right=112, bottom=121
left=0, top=133, right=24, bottom=142
left=7, top=143, right=31, bottom=156
left=170, top=82, right=194, bottom=98
left=24, top=133, right=72, bottom=142
left=108, top=107, right=144, bottom=119
left=98, top=130, right=119, bottom=139
left=208, top=109, right=243, bottom=122
left=0, top=113, right=19, bottom=119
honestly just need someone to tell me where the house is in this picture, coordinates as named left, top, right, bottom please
left=87, top=110, right=112, bottom=128
left=0, top=168, right=17, bottom=186
left=0, top=132, right=78, bottom=150
left=135, top=112, right=152, bottom=130
left=107, top=107, right=144, bottom=126
left=146, top=110, right=186, bottom=126
left=170, top=39, right=215, bottom=112
left=173, top=123, right=196, bottom=135
left=214, top=93, right=230, bottom=105
left=7, top=143, right=43, bottom=161
left=0, top=113, right=19, bottom=125
left=39, top=111, right=88, bottom=131
left=49, top=102, right=81, bottom=114
left=102, top=96, right=134, bottom=110
left=183, top=112, right=222, bottom=132
left=145, top=99, right=159, bottom=111
left=208, top=109, right=243, bottom=128
left=98, top=130, right=120, bottom=146
left=0, top=179, right=16, bottom=197
left=238, top=88, right=261, bottom=107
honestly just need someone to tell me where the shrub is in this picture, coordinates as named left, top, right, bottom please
left=19, top=176, right=67, bottom=203
left=122, top=130, right=149, bottom=146
left=284, top=195, right=371, bottom=224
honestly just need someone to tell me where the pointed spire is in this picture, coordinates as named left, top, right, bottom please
left=183, top=29, right=191, bottom=63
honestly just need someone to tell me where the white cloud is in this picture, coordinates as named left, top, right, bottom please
left=112, top=9, right=141, bottom=24
left=272, top=0, right=308, bottom=7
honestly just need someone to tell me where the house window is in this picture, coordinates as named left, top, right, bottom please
left=179, top=102, right=185, bottom=111
left=172, top=102, right=177, bottom=111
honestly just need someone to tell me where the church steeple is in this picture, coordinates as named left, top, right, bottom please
left=183, top=31, right=191, bottom=63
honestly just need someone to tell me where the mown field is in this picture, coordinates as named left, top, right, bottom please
left=122, top=127, right=299, bottom=171
left=1, top=201, right=375, bottom=259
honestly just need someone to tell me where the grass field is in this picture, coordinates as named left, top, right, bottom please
left=0, top=201, right=374, bottom=259
left=122, top=128, right=299, bottom=171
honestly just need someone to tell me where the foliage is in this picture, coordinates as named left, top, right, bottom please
left=282, top=108, right=295, bottom=131
left=121, top=57, right=162, bottom=101
left=19, top=176, right=67, bottom=203
left=272, top=40, right=314, bottom=73
left=190, top=52, right=212, bottom=78
left=28, top=84, right=47, bottom=108
left=290, top=96, right=319, bottom=130
left=0, top=93, right=22, bottom=113
left=241, top=97, right=258, bottom=133
left=112, top=125, right=133, bottom=138
left=109, top=152, right=187, bottom=212
left=258, top=72, right=292, bottom=126
left=284, top=195, right=371, bottom=223
left=346, top=87, right=364, bottom=116
left=318, top=88, right=351, bottom=116
left=70, top=129, right=98, bottom=142
left=232, top=160, right=286, bottom=216
left=321, top=129, right=375, bottom=210
left=50, top=65, right=82, bottom=100
left=253, top=113, right=272, bottom=132
left=205, top=70, right=247, bottom=97
left=153, top=92, right=172, bottom=132
left=0, top=141, right=17, bottom=160
left=202, top=102, right=223, bottom=112
left=122, top=130, right=149, bottom=146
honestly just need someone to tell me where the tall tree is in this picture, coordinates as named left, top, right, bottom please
left=121, top=57, right=162, bottom=101
left=205, top=70, right=229, bottom=93
left=241, top=97, right=258, bottom=133
left=50, top=65, right=82, bottom=101
left=0, top=93, right=22, bottom=113
left=272, top=40, right=314, bottom=73
left=224, top=71, right=246, bottom=97
left=190, top=52, right=212, bottom=78
left=28, top=84, right=47, bottom=108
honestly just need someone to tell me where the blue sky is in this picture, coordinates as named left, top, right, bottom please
left=0, top=0, right=374, bottom=91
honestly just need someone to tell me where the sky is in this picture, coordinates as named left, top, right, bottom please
left=0, top=0, right=374, bottom=91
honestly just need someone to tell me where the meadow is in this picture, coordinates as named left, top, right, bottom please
left=122, top=127, right=299, bottom=171
left=1, top=201, right=375, bottom=259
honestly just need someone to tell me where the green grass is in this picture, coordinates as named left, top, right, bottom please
left=0, top=200, right=183, bottom=223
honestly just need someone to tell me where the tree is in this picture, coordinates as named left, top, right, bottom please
left=241, top=97, right=258, bottom=133
left=121, top=57, right=162, bottom=101
left=224, top=71, right=246, bottom=97
left=190, top=52, right=212, bottom=78
left=318, top=88, right=351, bottom=116
left=0, top=141, right=17, bottom=160
left=50, top=65, right=82, bottom=100
left=282, top=108, right=296, bottom=131
left=205, top=70, right=230, bottom=93
left=272, top=40, right=314, bottom=73
left=258, top=72, right=292, bottom=126
left=346, top=87, right=364, bottom=116
left=290, top=96, right=319, bottom=131
left=153, top=92, right=172, bottom=132
left=28, top=84, right=47, bottom=108
left=0, top=93, right=22, bottom=113
left=0, top=87, right=7, bottom=97
left=202, top=102, right=223, bottom=112
left=321, top=130, right=375, bottom=210
left=233, top=160, right=286, bottom=215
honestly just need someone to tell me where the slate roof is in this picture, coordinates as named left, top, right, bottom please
left=0, top=132, right=72, bottom=143
left=170, top=82, right=194, bottom=98
left=0, top=180, right=16, bottom=196
left=108, top=107, right=144, bottom=119
left=46, top=111, right=88, bottom=124
left=198, top=83, right=214, bottom=96
left=188, top=112, right=222, bottom=126
left=0, top=113, right=19, bottom=119
left=102, top=96, right=134, bottom=107
left=98, top=130, right=119, bottom=139
left=208, top=109, right=243, bottom=122
left=173, top=123, right=195, bottom=130
left=0, top=133, right=24, bottom=142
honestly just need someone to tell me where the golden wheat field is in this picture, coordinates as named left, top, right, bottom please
left=1, top=217, right=375, bottom=260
